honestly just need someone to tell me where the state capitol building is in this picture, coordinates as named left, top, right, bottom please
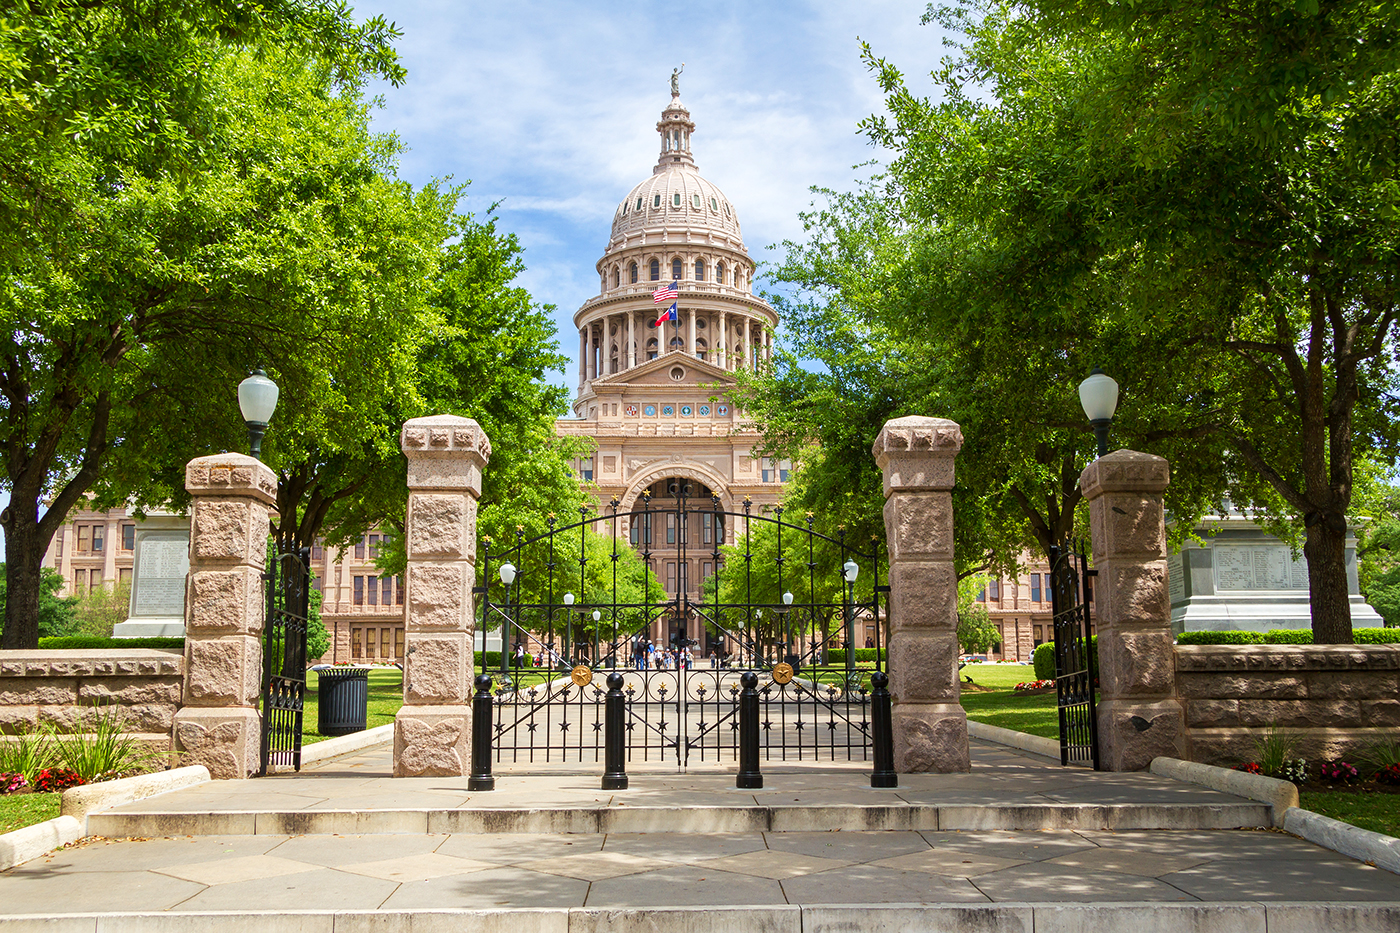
left=554, top=88, right=788, bottom=650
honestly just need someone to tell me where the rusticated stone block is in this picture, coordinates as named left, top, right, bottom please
left=883, top=493, right=954, bottom=563
left=887, top=561, right=957, bottom=633
left=1235, top=698, right=1362, bottom=728
left=1090, top=494, right=1167, bottom=562
left=401, top=415, right=491, bottom=495
left=403, top=634, right=470, bottom=705
left=190, top=499, right=269, bottom=565
left=1097, top=560, right=1169, bottom=628
left=78, top=677, right=181, bottom=707
left=0, top=705, right=39, bottom=734
left=890, top=702, right=969, bottom=773
left=1186, top=726, right=1397, bottom=769
left=1303, top=670, right=1400, bottom=699
left=185, top=567, right=263, bottom=635
left=1098, top=630, right=1177, bottom=698
left=1176, top=671, right=1307, bottom=699
left=887, top=633, right=959, bottom=701
left=408, top=493, right=474, bottom=560
left=0, top=678, right=77, bottom=707
left=1184, top=698, right=1239, bottom=728
left=1078, top=449, right=1170, bottom=498
left=1362, top=699, right=1400, bottom=727
left=394, top=706, right=471, bottom=777
left=1174, top=643, right=1400, bottom=672
left=1097, top=698, right=1185, bottom=771
left=48, top=659, right=94, bottom=677
left=185, top=453, right=277, bottom=505
left=406, top=562, right=475, bottom=632
left=173, top=707, right=260, bottom=779
left=184, top=636, right=261, bottom=707
left=872, top=416, right=964, bottom=460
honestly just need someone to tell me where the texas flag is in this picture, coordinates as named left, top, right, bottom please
left=653, top=302, right=677, bottom=327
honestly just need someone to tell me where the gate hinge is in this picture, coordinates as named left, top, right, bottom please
left=875, top=585, right=891, bottom=594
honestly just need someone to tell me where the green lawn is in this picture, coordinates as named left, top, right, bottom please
left=1301, top=790, right=1400, bottom=839
left=959, top=662, right=1060, bottom=739
left=302, top=667, right=405, bottom=744
left=0, top=792, right=60, bottom=834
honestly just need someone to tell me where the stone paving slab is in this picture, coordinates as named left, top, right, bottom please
left=6, top=829, right=1400, bottom=915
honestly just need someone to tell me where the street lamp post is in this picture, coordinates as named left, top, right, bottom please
left=1078, top=368, right=1120, bottom=459
left=498, top=562, right=517, bottom=676
left=237, top=370, right=279, bottom=461
left=843, top=559, right=859, bottom=675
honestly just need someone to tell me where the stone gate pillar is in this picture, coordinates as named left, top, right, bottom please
left=394, top=415, right=491, bottom=777
left=1080, top=449, right=1185, bottom=770
left=873, top=416, right=969, bottom=772
left=174, top=454, right=277, bottom=779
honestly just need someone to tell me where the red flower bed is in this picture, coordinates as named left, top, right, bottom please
left=32, top=768, right=86, bottom=793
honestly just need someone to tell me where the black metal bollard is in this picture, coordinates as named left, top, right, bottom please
left=870, top=670, right=897, bottom=788
left=468, top=674, right=495, bottom=791
left=736, top=670, right=763, bottom=789
left=602, top=672, right=629, bottom=790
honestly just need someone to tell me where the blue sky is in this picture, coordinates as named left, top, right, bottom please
left=359, top=0, right=949, bottom=389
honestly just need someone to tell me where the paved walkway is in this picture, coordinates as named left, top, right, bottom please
left=3, top=740, right=1399, bottom=921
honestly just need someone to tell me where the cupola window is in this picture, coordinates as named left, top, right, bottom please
left=630, top=262, right=638, bottom=284
left=724, top=202, right=731, bottom=216
left=650, top=259, right=660, bottom=281
left=672, top=193, right=681, bottom=208
left=694, top=259, right=704, bottom=281
left=672, top=258, right=682, bottom=279
left=710, top=197, right=719, bottom=212
left=637, top=197, right=644, bottom=210
left=653, top=194, right=661, bottom=208
left=692, top=194, right=701, bottom=209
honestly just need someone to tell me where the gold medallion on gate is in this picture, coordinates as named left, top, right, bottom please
left=771, top=662, right=795, bottom=685
left=571, top=665, right=594, bottom=687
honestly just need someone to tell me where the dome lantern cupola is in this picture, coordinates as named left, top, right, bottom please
left=655, top=95, right=697, bottom=174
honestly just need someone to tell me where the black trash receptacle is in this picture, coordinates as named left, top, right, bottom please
left=317, top=667, right=370, bottom=736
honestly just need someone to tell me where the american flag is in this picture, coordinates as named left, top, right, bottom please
left=652, top=281, right=679, bottom=303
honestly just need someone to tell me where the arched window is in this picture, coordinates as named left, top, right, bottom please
left=646, top=337, right=659, bottom=360
left=650, top=259, right=660, bottom=281
left=716, top=262, right=725, bottom=284
left=694, top=259, right=704, bottom=281
left=671, top=258, right=682, bottom=280
left=630, top=262, right=638, bottom=284
left=695, top=338, right=708, bottom=362
left=612, top=267, right=620, bottom=288
left=653, top=194, right=661, bottom=208
left=672, top=193, right=681, bottom=208
left=670, top=336, right=685, bottom=350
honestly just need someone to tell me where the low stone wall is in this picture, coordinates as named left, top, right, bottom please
left=1177, top=644, right=1400, bottom=766
left=0, top=649, right=184, bottom=753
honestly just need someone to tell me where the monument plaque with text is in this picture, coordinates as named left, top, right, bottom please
left=115, top=512, right=191, bottom=638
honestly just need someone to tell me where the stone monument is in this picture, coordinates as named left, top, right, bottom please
left=1169, top=508, right=1382, bottom=633
left=114, top=510, right=191, bottom=638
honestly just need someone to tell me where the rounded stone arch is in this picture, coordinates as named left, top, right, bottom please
left=617, top=461, right=734, bottom=519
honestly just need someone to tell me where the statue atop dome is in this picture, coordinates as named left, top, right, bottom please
left=670, top=63, right=684, bottom=98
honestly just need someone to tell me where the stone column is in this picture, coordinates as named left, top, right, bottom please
left=687, top=307, right=697, bottom=357
left=1079, top=449, right=1185, bottom=771
left=395, top=415, right=492, bottom=777
left=173, top=454, right=277, bottom=780
left=628, top=311, right=636, bottom=369
left=718, top=310, right=727, bottom=369
left=578, top=328, right=587, bottom=386
left=586, top=326, right=596, bottom=381
left=872, top=416, right=968, bottom=772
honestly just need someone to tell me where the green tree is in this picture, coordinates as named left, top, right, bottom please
left=956, top=575, right=999, bottom=655
left=306, top=587, right=330, bottom=662
left=72, top=581, right=132, bottom=637
left=0, top=564, right=78, bottom=639
left=0, top=8, right=410, bottom=649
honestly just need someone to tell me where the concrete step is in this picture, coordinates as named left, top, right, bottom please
left=87, top=800, right=1272, bottom=837
left=1, top=903, right=1396, bottom=933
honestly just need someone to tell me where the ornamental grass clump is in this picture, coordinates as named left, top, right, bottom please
left=51, top=705, right=165, bottom=783
left=0, top=728, right=55, bottom=784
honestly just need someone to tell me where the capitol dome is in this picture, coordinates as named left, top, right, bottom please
left=569, top=88, right=777, bottom=418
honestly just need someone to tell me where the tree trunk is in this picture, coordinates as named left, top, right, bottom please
left=1305, top=510, right=1353, bottom=644
left=2, top=507, right=46, bottom=649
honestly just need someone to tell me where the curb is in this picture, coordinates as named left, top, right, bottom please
left=1283, top=806, right=1400, bottom=876
left=0, top=815, right=82, bottom=872
left=0, top=902, right=1398, bottom=933
left=966, top=719, right=1061, bottom=760
left=1149, top=756, right=1298, bottom=827
left=60, top=765, right=210, bottom=824
left=300, top=723, right=394, bottom=765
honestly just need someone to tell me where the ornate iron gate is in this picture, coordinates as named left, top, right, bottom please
left=259, top=547, right=310, bottom=775
left=478, top=488, right=886, bottom=770
left=1048, top=542, right=1099, bottom=768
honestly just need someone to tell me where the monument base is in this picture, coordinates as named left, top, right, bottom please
left=114, top=621, right=187, bottom=638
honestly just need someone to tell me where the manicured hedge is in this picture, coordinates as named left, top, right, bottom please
left=1032, top=636, right=1098, bottom=681
left=824, top=648, right=882, bottom=665
left=1176, top=628, right=1400, bottom=646
left=37, top=635, right=185, bottom=649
